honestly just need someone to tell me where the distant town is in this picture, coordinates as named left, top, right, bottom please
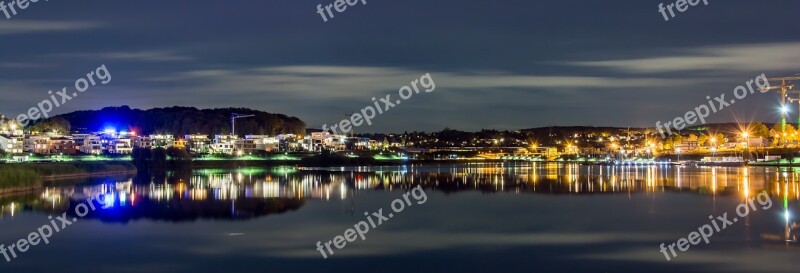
left=1, top=111, right=798, bottom=165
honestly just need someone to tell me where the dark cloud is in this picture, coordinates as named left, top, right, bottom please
left=0, top=0, right=798, bottom=132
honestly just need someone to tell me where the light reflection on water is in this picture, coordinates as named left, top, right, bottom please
left=0, top=162, right=799, bottom=273
left=1, top=163, right=800, bottom=220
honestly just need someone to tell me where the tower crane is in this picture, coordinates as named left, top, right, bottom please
left=231, top=113, right=255, bottom=136
left=784, top=89, right=800, bottom=127
left=762, top=74, right=800, bottom=133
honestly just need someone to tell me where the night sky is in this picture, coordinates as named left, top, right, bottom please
left=1, top=0, right=799, bottom=132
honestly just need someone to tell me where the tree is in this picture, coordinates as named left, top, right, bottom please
left=166, top=147, right=192, bottom=161
left=751, top=122, right=770, bottom=138
left=28, top=117, right=71, bottom=133
left=131, top=147, right=152, bottom=167
left=151, top=148, right=167, bottom=166
left=699, top=133, right=723, bottom=147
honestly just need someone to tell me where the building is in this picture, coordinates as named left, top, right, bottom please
left=276, top=134, right=302, bottom=151
left=185, top=134, right=211, bottom=154
left=80, top=135, right=103, bottom=155
left=173, top=139, right=188, bottom=149
left=211, top=135, right=238, bottom=154
left=676, top=141, right=699, bottom=152
left=234, top=139, right=257, bottom=154
left=746, top=137, right=769, bottom=148
left=48, top=137, right=77, bottom=155
left=108, top=139, right=133, bottom=154
left=72, top=134, right=92, bottom=147
left=0, top=134, right=24, bottom=154
left=150, top=135, right=175, bottom=148
left=133, top=136, right=153, bottom=149
left=246, top=135, right=280, bottom=152
left=24, top=135, right=50, bottom=154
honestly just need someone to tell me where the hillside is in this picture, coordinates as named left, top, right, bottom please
left=28, top=106, right=306, bottom=136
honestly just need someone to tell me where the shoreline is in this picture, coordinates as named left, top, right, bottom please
left=0, top=169, right=138, bottom=196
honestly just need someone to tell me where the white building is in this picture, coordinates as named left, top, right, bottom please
left=149, top=135, right=175, bottom=148
left=212, top=135, right=238, bottom=154
left=72, top=134, right=92, bottom=147
left=108, top=139, right=133, bottom=154
left=24, top=135, right=50, bottom=154
left=0, top=134, right=24, bottom=154
left=134, top=136, right=153, bottom=149
left=185, top=134, right=211, bottom=153
left=245, top=135, right=280, bottom=152
left=80, top=135, right=103, bottom=155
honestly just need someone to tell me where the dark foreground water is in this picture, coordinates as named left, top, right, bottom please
left=0, top=162, right=798, bottom=273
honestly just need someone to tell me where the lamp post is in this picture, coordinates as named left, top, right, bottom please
left=741, top=132, right=749, bottom=161
left=676, top=148, right=682, bottom=162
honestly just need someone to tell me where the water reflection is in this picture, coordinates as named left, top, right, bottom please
left=0, top=163, right=798, bottom=240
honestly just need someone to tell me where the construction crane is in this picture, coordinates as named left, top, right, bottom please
left=762, top=74, right=800, bottom=133
left=785, top=89, right=800, bottom=127
left=231, top=113, right=255, bottom=136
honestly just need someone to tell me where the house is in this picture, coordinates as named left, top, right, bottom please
left=277, top=134, right=302, bottom=151
left=23, top=135, right=50, bottom=154
left=246, top=135, right=280, bottom=152
left=133, top=136, right=153, bottom=149
left=49, top=137, right=77, bottom=155
left=80, top=135, right=103, bottom=155
left=185, top=134, right=211, bottom=154
left=150, top=135, right=174, bottom=148
left=746, top=137, right=768, bottom=148
left=0, top=134, right=24, bottom=154
left=212, top=135, right=238, bottom=154
left=676, top=141, right=699, bottom=152
left=108, top=138, right=133, bottom=154
left=72, top=134, right=92, bottom=147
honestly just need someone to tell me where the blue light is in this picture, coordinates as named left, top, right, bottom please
left=103, top=193, right=115, bottom=208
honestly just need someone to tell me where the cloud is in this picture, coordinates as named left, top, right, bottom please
left=51, top=50, right=193, bottom=62
left=0, top=62, right=52, bottom=69
left=0, top=20, right=104, bottom=35
left=566, top=42, right=800, bottom=74
left=148, top=65, right=698, bottom=101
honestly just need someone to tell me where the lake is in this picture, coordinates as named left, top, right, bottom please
left=0, top=162, right=798, bottom=273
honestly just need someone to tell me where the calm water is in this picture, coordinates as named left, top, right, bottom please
left=0, top=162, right=798, bottom=273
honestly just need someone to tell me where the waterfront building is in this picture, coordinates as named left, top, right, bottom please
left=23, top=135, right=50, bottom=154
left=185, top=134, right=211, bottom=154
left=245, top=135, right=280, bottom=152
left=134, top=136, right=154, bottom=149
left=150, top=135, right=175, bottom=148
left=108, top=138, right=133, bottom=154
left=0, top=134, right=24, bottom=154
left=80, top=135, right=103, bottom=155
left=48, top=137, right=77, bottom=155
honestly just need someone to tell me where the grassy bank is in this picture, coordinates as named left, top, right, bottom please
left=0, top=165, right=39, bottom=188
left=0, top=162, right=137, bottom=190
